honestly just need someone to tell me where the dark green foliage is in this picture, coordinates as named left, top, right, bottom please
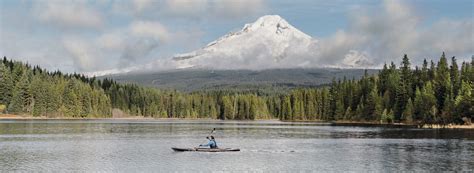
left=435, top=52, right=452, bottom=113
left=395, top=54, right=412, bottom=121
left=450, top=57, right=460, bottom=98
left=275, top=53, right=471, bottom=125
left=402, top=98, right=414, bottom=123
left=1, top=58, right=111, bottom=117
left=0, top=63, right=13, bottom=105
left=0, top=53, right=471, bottom=124
left=454, top=81, right=474, bottom=122
left=8, top=71, right=32, bottom=113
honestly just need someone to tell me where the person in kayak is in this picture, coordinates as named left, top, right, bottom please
left=200, top=136, right=218, bottom=148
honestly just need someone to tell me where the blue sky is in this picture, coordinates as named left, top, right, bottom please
left=0, top=0, right=472, bottom=72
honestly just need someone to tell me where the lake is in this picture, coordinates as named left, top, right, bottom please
left=0, top=119, right=473, bottom=172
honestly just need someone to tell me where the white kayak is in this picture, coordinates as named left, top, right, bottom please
left=171, top=147, right=240, bottom=152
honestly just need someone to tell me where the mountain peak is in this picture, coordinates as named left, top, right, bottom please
left=240, top=15, right=292, bottom=35
left=172, top=15, right=316, bottom=69
left=250, top=15, right=285, bottom=27
left=257, top=14, right=283, bottom=21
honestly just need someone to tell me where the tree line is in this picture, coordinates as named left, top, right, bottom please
left=276, top=53, right=473, bottom=125
left=0, top=60, right=111, bottom=117
left=0, top=53, right=472, bottom=125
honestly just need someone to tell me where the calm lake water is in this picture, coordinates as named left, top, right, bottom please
left=0, top=119, right=473, bottom=172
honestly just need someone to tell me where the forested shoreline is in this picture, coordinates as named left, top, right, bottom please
left=0, top=53, right=472, bottom=125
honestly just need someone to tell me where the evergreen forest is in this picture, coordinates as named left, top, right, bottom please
left=0, top=53, right=472, bottom=125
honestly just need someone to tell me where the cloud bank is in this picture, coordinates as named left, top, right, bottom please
left=113, top=0, right=266, bottom=20
left=1, top=0, right=472, bottom=73
left=162, top=0, right=472, bottom=70
left=316, top=0, right=473, bottom=67
left=35, top=0, right=104, bottom=29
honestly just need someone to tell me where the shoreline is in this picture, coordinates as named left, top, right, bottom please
left=284, top=120, right=474, bottom=129
left=1, top=114, right=472, bottom=129
left=0, top=114, right=280, bottom=121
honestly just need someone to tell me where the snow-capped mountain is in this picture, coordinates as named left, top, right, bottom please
left=172, top=15, right=319, bottom=69
left=86, top=15, right=375, bottom=77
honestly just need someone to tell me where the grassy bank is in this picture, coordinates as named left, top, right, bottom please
left=0, top=114, right=154, bottom=120
left=282, top=119, right=474, bottom=129
left=420, top=124, right=474, bottom=129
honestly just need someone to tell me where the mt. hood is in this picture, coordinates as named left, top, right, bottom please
left=87, top=15, right=374, bottom=76
left=173, top=15, right=319, bottom=69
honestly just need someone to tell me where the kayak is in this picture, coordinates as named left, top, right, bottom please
left=172, top=147, right=240, bottom=152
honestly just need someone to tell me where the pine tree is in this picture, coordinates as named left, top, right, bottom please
left=471, top=57, right=474, bottom=81
left=386, top=66, right=400, bottom=113
left=429, top=105, right=438, bottom=125
left=328, top=79, right=338, bottom=120
left=402, top=98, right=414, bottom=123
left=422, top=82, right=438, bottom=124
left=334, top=98, right=345, bottom=120
left=421, top=59, right=429, bottom=84
left=454, top=81, right=474, bottom=122
left=31, top=75, right=48, bottom=116
left=393, top=54, right=412, bottom=122
left=400, top=54, right=412, bottom=90
left=282, top=95, right=292, bottom=120
left=292, top=93, right=302, bottom=120
left=434, top=52, right=452, bottom=115
left=441, top=94, right=455, bottom=125
left=374, top=94, right=384, bottom=121
left=355, top=101, right=364, bottom=121
left=344, top=107, right=352, bottom=120
left=0, top=62, right=13, bottom=105
left=413, top=87, right=422, bottom=121
left=429, top=60, right=436, bottom=80
left=321, top=88, right=331, bottom=120
left=11, top=62, right=25, bottom=84
left=365, top=84, right=382, bottom=121
left=62, top=80, right=81, bottom=117
left=382, top=91, right=391, bottom=110
left=450, top=56, right=460, bottom=98
left=209, top=100, right=218, bottom=119
left=47, top=77, right=63, bottom=116
left=379, top=63, right=390, bottom=94
left=388, top=109, right=395, bottom=123
left=8, top=71, right=32, bottom=113
left=394, top=83, right=407, bottom=121
left=381, top=109, right=395, bottom=123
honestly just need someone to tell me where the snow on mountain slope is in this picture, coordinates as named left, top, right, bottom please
left=86, top=15, right=375, bottom=77
left=172, top=15, right=319, bottom=69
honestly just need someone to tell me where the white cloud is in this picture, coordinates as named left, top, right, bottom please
left=96, top=32, right=126, bottom=50
left=119, top=38, right=160, bottom=68
left=166, top=0, right=208, bottom=17
left=4, top=0, right=471, bottom=73
left=342, top=50, right=373, bottom=68
left=316, top=0, right=474, bottom=67
left=35, top=0, right=103, bottom=29
left=212, top=0, right=266, bottom=19
left=71, top=19, right=203, bottom=72
left=162, top=0, right=472, bottom=70
left=130, top=21, right=170, bottom=41
left=420, top=19, right=473, bottom=56
left=133, top=0, right=154, bottom=12
left=95, top=21, right=177, bottom=69
left=62, top=37, right=99, bottom=71
left=164, top=0, right=266, bottom=19
left=112, top=0, right=267, bottom=20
